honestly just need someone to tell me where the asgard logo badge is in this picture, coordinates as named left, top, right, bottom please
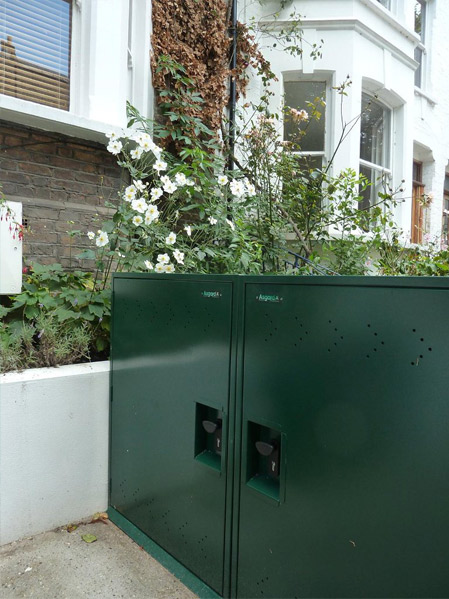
left=201, top=290, right=222, bottom=298
left=256, top=294, right=283, bottom=303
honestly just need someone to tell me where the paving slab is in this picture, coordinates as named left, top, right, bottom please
left=0, top=519, right=198, bottom=599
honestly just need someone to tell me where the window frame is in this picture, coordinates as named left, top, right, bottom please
left=414, top=0, right=427, bottom=89
left=359, top=92, right=393, bottom=211
left=376, top=0, right=391, bottom=10
left=0, top=0, right=73, bottom=111
left=282, top=75, right=330, bottom=171
left=443, top=175, right=449, bottom=247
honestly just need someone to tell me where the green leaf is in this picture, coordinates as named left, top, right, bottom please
left=54, top=308, right=79, bottom=322
left=81, top=534, right=97, bottom=543
left=24, top=305, right=39, bottom=319
left=88, top=304, right=105, bottom=318
left=96, top=337, right=106, bottom=351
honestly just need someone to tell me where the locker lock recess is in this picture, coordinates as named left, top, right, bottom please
left=202, top=419, right=223, bottom=454
left=255, top=440, right=280, bottom=477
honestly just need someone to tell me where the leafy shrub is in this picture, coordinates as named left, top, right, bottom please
left=0, top=263, right=109, bottom=372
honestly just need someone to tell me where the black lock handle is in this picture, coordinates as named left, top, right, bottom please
left=202, top=420, right=221, bottom=434
left=255, top=439, right=280, bottom=477
left=202, top=418, right=223, bottom=455
left=255, top=440, right=277, bottom=456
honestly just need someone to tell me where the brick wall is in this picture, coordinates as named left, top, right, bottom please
left=0, top=121, right=126, bottom=269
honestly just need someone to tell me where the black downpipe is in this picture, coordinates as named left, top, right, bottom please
left=228, top=0, right=237, bottom=173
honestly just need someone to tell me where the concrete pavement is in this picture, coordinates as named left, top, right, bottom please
left=0, top=518, right=198, bottom=599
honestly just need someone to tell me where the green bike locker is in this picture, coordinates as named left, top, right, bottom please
left=110, top=274, right=449, bottom=598
left=110, top=274, right=237, bottom=596
left=235, top=277, right=449, bottom=599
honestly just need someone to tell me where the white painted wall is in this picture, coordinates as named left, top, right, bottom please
left=0, top=201, right=22, bottom=294
left=0, top=361, right=110, bottom=546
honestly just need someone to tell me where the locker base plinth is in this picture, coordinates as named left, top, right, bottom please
left=108, top=507, right=222, bottom=599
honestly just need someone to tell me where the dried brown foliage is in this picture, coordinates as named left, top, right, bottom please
left=151, top=0, right=230, bottom=132
left=234, top=21, right=276, bottom=97
left=151, top=0, right=274, bottom=135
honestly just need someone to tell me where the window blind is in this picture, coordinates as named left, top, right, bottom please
left=0, top=0, right=71, bottom=110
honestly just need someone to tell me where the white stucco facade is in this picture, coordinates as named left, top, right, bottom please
left=242, top=0, right=449, bottom=246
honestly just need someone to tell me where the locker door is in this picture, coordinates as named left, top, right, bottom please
left=236, top=280, right=449, bottom=598
left=110, top=275, right=234, bottom=595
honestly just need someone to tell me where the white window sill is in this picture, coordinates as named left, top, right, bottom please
left=0, top=95, right=123, bottom=143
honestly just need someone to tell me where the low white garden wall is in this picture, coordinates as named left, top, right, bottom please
left=0, top=361, right=110, bottom=546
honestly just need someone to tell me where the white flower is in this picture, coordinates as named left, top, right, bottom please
left=230, top=179, right=246, bottom=198
left=289, top=108, right=309, bottom=122
left=245, top=181, right=257, bottom=196
left=106, top=131, right=119, bottom=140
left=166, top=232, right=177, bottom=245
left=157, top=253, right=170, bottom=264
left=160, top=175, right=170, bottom=185
left=175, top=172, right=188, bottom=186
left=173, top=249, right=185, bottom=264
left=107, top=140, right=122, bottom=155
left=144, top=260, right=153, bottom=270
left=140, top=139, right=157, bottom=153
left=124, top=185, right=137, bottom=202
left=150, top=187, right=163, bottom=201
left=134, top=180, right=146, bottom=192
left=184, top=225, right=192, bottom=237
left=145, top=204, right=159, bottom=223
left=164, top=263, right=175, bottom=273
left=155, top=263, right=165, bottom=273
left=130, top=146, right=144, bottom=160
left=132, top=215, right=143, bottom=226
left=186, top=178, right=195, bottom=186
left=163, top=180, right=178, bottom=194
left=226, top=218, right=235, bottom=231
left=132, top=131, right=146, bottom=144
left=153, top=159, right=168, bottom=173
left=131, top=198, right=148, bottom=213
left=208, top=216, right=218, bottom=225
left=134, top=133, right=161, bottom=156
left=96, top=231, right=109, bottom=247
left=134, top=132, right=154, bottom=147
left=217, top=174, right=228, bottom=186
left=152, top=145, right=163, bottom=157
left=87, top=231, right=95, bottom=240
